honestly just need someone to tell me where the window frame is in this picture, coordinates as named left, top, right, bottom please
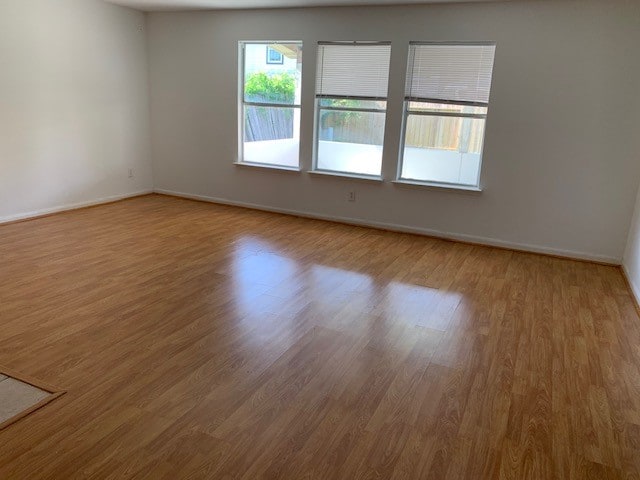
left=397, top=41, right=496, bottom=190
left=312, top=41, right=392, bottom=180
left=237, top=41, right=303, bottom=170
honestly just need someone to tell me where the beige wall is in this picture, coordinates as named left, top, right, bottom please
left=147, top=0, right=640, bottom=263
left=0, top=0, right=153, bottom=222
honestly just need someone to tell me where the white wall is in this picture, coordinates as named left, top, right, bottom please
left=147, top=0, right=640, bottom=263
left=0, top=0, right=153, bottom=222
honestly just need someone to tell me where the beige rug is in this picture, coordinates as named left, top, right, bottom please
left=0, top=370, right=65, bottom=430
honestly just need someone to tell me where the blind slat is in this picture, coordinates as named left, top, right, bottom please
left=316, top=43, right=391, bottom=99
left=406, top=44, right=496, bottom=105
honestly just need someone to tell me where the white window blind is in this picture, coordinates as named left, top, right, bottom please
left=405, top=43, right=496, bottom=106
left=316, top=42, right=391, bottom=99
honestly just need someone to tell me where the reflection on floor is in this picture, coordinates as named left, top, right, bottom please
left=1, top=194, right=638, bottom=479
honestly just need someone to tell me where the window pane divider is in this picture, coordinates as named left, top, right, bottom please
left=319, top=106, right=387, bottom=114
left=244, top=101, right=301, bottom=108
left=405, top=110, right=487, bottom=119
left=405, top=97, right=489, bottom=108
left=317, top=94, right=387, bottom=102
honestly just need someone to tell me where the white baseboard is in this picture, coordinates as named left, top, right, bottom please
left=622, top=263, right=640, bottom=308
left=0, top=190, right=153, bottom=225
left=154, top=188, right=621, bottom=265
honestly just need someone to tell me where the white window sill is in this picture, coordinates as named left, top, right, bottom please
left=392, top=179, right=483, bottom=193
left=309, top=170, right=383, bottom=182
left=234, top=161, right=301, bottom=172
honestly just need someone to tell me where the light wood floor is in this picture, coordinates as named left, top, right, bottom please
left=1, top=194, right=639, bottom=479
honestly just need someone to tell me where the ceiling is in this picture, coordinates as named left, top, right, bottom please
left=104, top=0, right=509, bottom=12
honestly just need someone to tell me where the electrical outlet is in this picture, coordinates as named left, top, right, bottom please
left=348, top=191, right=356, bottom=202
left=128, top=168, right=134, bottom=178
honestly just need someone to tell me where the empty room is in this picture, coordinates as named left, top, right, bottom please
left=1, top=0, right=640, bottom=478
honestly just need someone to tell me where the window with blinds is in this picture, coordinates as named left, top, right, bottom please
left=314, top=42, right=391, bottom=178
left=399, top=43, right=496, bottom=189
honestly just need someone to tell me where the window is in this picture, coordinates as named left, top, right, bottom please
left=266, top=47, right=284, bottom=65
left=399, top=43, right=496, bottom=188
left=239, top=42, right=302, bottom=169
left=314, top=42, right=391, bottom=178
